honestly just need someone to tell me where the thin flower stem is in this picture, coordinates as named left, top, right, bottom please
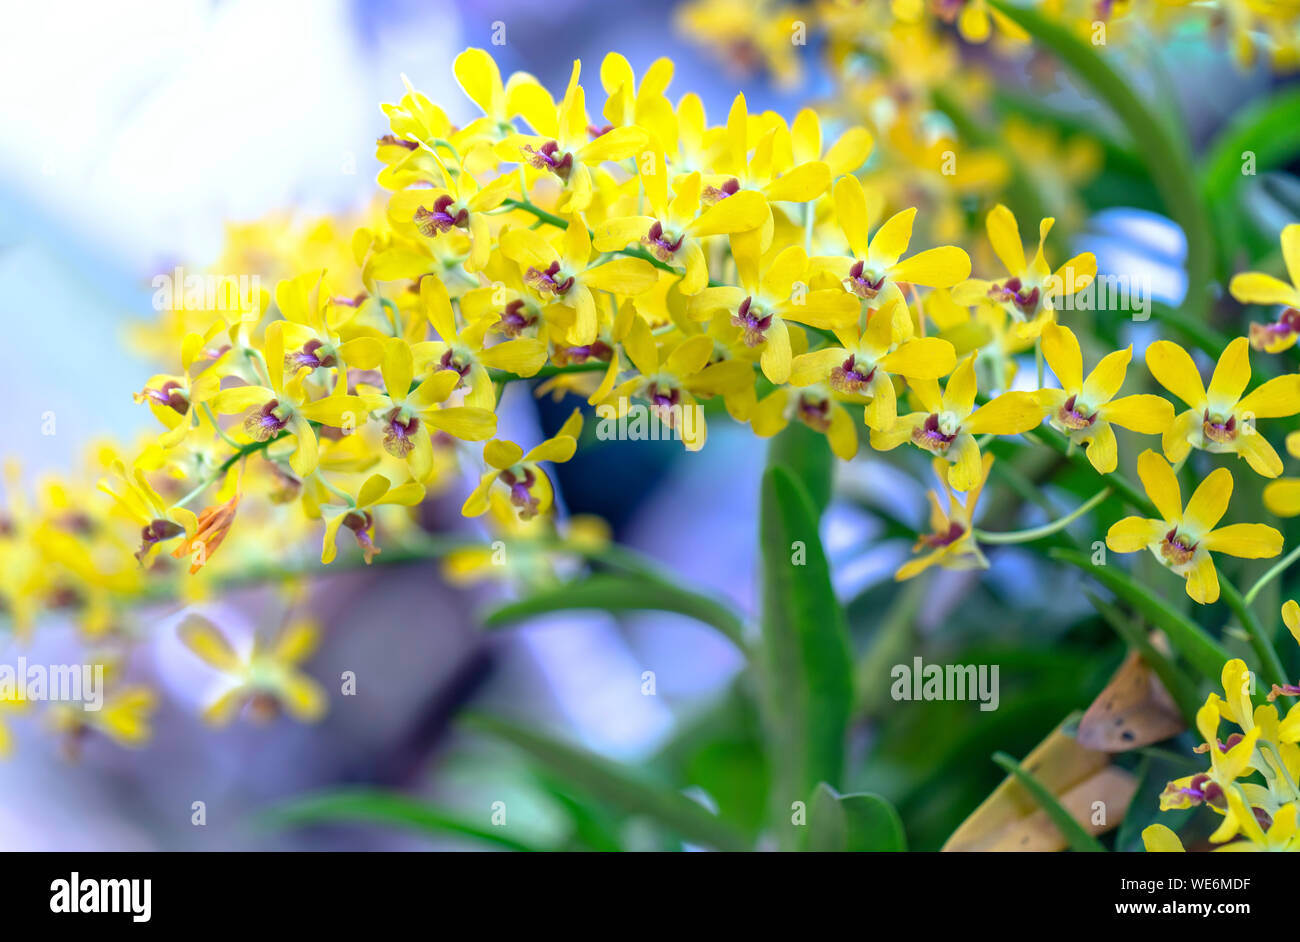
left=1244, top=541, right=1300, bottom=606
left=973, top=486, right=1112, bottom=545
left=202, top=403, right=239, bottom=449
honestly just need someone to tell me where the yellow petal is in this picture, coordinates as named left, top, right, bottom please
left=1145, top=340, right=1206, bottom=409
left=1142, top=824, right=1186, bottom=852
left=1185, top=552, right=1220, bottom=605
left=1202, top=523, right=1284, bottom=559
left=485, top=440, right=524, bottom=469
left=1264, top=479, right=1300, bottom=517
left=1235, top=429, right=1284, bottom=478
left=1229, top=272, right=1300, bottom=307
left=963, top=391, right=1044, bottom=436
left=178, top=615, right=241, bottom=672
left=889, top=246, right=971, bottom=288
left=940, top=354, right=978, bottom=416
left=1137, top=449, right=1183, bottom=523
left=1098, top=394, right=1174, bottom=434
left=1236, top=373, right=1300, bottom=419
left=583, top=257, right=659, bottom=295
left=687, top=190, right=768, bottom=237
left=1041, top=323, right=1083, bottom=392
left=454, top=48, right=504, bottom=118
left=763, top=161, right=830, bottom=202
left=878, top=337, right=956, bottom=380
left=833, top=174, right=871, bottom=259
left=1081, top=347, right=1131, bottom=406
left=868, top=207, right=916, bottom=270
left=1106, top=516, right=1165, bottom=553
left=1206, top=337, right=1252, bottom=411
left=424, top=406, right=498, bottom=441
left=986, top=204, right=1025, bottom=276
left=1183, top=466, right=1233, bottom=536
left=1083, top=421, right=1118, bottom=473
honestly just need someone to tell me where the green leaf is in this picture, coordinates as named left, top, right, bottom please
left=758, top=466, right=854, bottom=848
left=482, top=572, right=747, bottom=650
left=1083, top=590, right=1201, bottom=724
left=991, top=752, right=1106, bottom=852
left=989, top=0, right=1213, bottom=320
left=806, top=783, right=907, bottom=852
left=463, top=712, right=750, bottom=851
left=1051, top=548, right=1231, bottom=682
left=262, top=787, right=540, bottom=851
left=768, top=421, right=834, bottom=516
left=1200, top=88, right=1300, bottom=275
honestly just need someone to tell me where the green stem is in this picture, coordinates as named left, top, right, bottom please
left=1220, top=578, right=1287, bottom=691
left=974, top=487, right=1112, bottom=545
left=1244, top=541, right=1300, bottom=606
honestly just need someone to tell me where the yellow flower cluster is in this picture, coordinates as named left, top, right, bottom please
left=679, top=0, right=1300, bottom=77
left=1145, top=602, right=1300, bottom=851
left=4, top=42, right=1300, bottom=759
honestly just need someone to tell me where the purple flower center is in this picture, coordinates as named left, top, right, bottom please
left=523, top=141, right=574, bottom=181
left=847, top=261, right=886, bottom=300
left=382, top=408, right=421, bottom=459
left=911, top=413, right=958, bottom=453
left=988, top=277, right=1040, bottom=315
left=732, top=296, right=773, bottom=347
left=414, top=195, right=469, bottom=238
left=525, top=261, right=575, bottom=298
left=1057, top=394, right=1097, bottom=431
left=830, top=354, right=874, bottom=395
left=642, top=221, right=685, bottom=262
left=1202, top=410, right=1237, bottom=443
left=494, top=299, right=536, bottom=338
left=500, top=467, right=540, bottom=519
left=243, top=399, right=289, bottom=441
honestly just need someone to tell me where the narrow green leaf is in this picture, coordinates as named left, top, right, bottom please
left=1051, top=548, right=1231, bottom=682
left=759, top=466, right=854, bottom=847
left=262, top=787, right=540, bottom=851
left=463, top=712, right=750, bottom=851
left=1083, top=590, right=1201, bottom=724
left=989, top=0, right=1214, bottom=320
left=807, top=783, right=907, bottom=852
left=991, top=752, right=1106, bottom=853
left=482, top=572, right=747, bottom=650
left=1219, top=578, right=1287, bottom=691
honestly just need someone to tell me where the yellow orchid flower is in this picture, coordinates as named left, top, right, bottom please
left=133, top=322, right=226, bottom=448
left=351, top=337, right=498, bottom=481
left=1037, top=323, right=1174, bottom=473
left=1231, top=223, right=1300, bottom=352
left=953, top=204, right=1097, bottom=339
left=1145, top=336, right=1300, bottom=477
left=415, top=274, right=548, bottom=410
left=824, top=175, right=972, bottom=341
left=687, top=243, right=859, bottom=384
left=462, top=409, right=584, bottom=521
left=208, top=321, right=373, bottom=477
left=1264, top=434, right=1300, bottom=515
left=869, top=353, right=1044, bottom=491
left=1106, top=451, right=1283, bottom=604
left=497, top=59, right=649, bottom=212
left=788, top=298, right=957, bottom=430
left=593, top=157, right=769, bottom=295
left=452, top=47, right=548, bottom=144
left=319, top=473, right=425, bottom=565
left=895, top=452, right=994, bottom=580
left=179, top=614, right=327, bottom=725
left=97, top=459, right=199, bottom=566
left=500, top=213, right=659, bottom=346
left=601, top=323, right=751, bottom=452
